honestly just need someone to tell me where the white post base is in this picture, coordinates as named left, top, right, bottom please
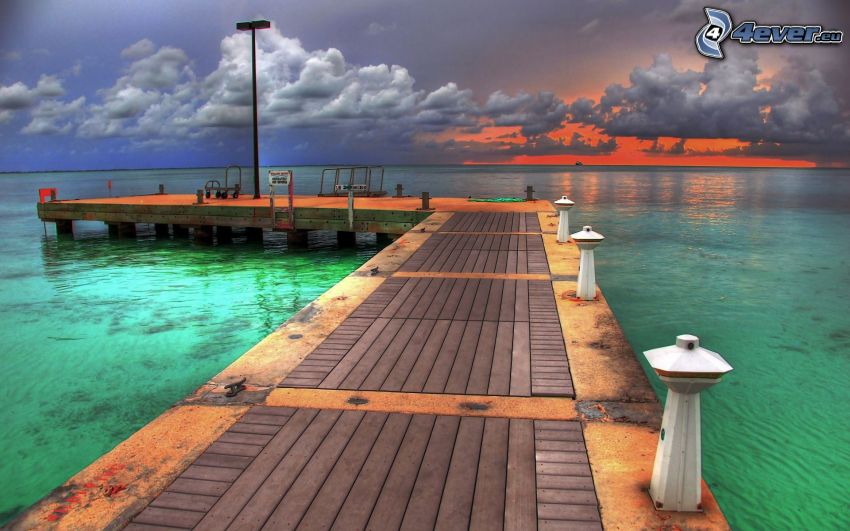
left=576, top=249, right=596, bottom=300
left=649, top=387, right=703, bottom=512
left=557, top=210, right=570, bottom=242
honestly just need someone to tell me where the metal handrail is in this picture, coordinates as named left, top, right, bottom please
left=319, top=166, right=385, bottom=196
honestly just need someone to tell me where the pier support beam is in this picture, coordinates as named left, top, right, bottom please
left=107, top=223, right=118, bottom=238
left=55, top=220, right=73, bottom=236
left=245, top=227, right=264, bottom=243
left=286, top=229, right=309, bottom=247
left=193, top=226, right=214, bottom=243
left=119, top=223, right=136, bottom=238
left=172, top=224, right=190, bottom=238
left=337, top=231, right=357, bottom=246
left=154, top=223, right=170, bottom=238
left=376, top=232, right=397, bottom=243
left=216, top=226, right=233, bottom=243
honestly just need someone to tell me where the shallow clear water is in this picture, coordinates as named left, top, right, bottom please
left=1, top=165, right=848, bottom=528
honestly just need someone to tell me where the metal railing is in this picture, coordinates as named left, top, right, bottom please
left=318, top=166, right=386, bottom=196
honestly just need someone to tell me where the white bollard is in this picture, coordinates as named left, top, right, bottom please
left=554, top=196, right=575, bottom=242
left=644, top=335, right=733, bottom=512
left=571, top=225, right=604, bottom=300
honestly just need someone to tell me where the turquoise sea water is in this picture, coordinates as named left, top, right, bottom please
left=0, top=165, right=848, bottom=529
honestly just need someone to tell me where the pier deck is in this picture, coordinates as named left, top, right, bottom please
left=15, top=199, right=730, bottom=530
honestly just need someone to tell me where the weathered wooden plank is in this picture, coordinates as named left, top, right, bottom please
left=396, top=319, right=453, bottom=392
left=488, top=321, right=514, bottom=396
left=227, top=423, right=281, bottom=436
left=505, top=419, right=537, bottom=531
left=537, top=503, right=602, bottom=521
left=469, top=279, right=492, bottom=321
left=444, top=320, right=484, bottom=394
left=422, top=320, right=468, bottom=393
left=364, top=318, right=435, bottom=390
left=466, top=320, right=499, bottom=395
left=262, top=411, right=366, bottom=530
left=400, top=416, right=462, bottom=529
left=364, top=415, right=436, bottom=530
left=318, top=318, right=393, bottom=389
left=434, top=417, right=485, bottom=529
left=538, top=520, right=602, bottom=531
left=510, top=321, right=532, bottom=397
left=470, top=417, right=509, bottom=531
left=536, top=475, right=596, bottom=490
left=344, top=318, right=417, bottom=390
left=536, top=489, right=598, bottom=505
left=206, top=442, right=263, bottom=458
left=226, top=410, right=343, bottom=530
left=194, top=408, right=320, bottom=531
left=150, top=491, right=219, bottom=513
left=238, top=413, right=292, bottom=426
left=167, top=478, right=231, bottom=497
left=294, top=412, right=389, bottom=531
left=194, top=453, right=253, bottom=470
left=180, top=465, right=241, bottom=483
left=330, top=414, right=413, bottom=530
left=133, top=507, right=205, bottom=529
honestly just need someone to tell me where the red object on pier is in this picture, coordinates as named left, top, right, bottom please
left=107, top=180, right=112, bottom=189
left=38, top=187, right=57, bottom=204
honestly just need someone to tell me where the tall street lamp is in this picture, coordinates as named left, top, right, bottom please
left=236, top=19, right=271, bottom=198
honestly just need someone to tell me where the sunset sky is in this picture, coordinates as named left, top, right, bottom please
left=0, top=0, right=848, bottom=171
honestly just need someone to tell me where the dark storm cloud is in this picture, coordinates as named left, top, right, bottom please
left=423, top=132, right=617, bottom=163
left=567, top=51, right=850, bottom=163
left=643, top=137, right=687, bottom=155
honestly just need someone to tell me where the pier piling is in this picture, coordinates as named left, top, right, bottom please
left=216, top=225, right=233, bottom=243
left=55, top=219, right=73, bottom=236
left=245, top=227, right=263, bottom=243
left=154, top=223, right=170, bottom=238
left=286, top=229, right=309, bottom=247
left=119, top=223, right=136, bottom=238
left=172, top=224, right=189, bottom=238
left=337, top=231, right=356, bottom=246
left=193, top=226, right=213, bottom=243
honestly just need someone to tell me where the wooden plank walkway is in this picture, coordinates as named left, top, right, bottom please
left=281, top=212, right=573, bottom=398
left=129, top=408, right=601, bottom=530
left=129, top=210, right=598, bottom=530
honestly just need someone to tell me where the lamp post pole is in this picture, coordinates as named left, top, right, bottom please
left=236, top=20, right=271, bottom=199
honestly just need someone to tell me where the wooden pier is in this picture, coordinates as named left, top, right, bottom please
left=16, top=196, right=730, bottom=530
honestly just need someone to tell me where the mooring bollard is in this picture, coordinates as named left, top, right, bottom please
left=196, top=189, right=204, bottom=204
left=571, top=225, right=604, bottom=300
left=158, top=184, right=165, bottom=194
left=395, top=184, right=404, bottom=198
left=419, top=191, right=431, bottom=210
left=644, top=335, right=733, bottom=512
left=554, top=195, right=575, bottom=242
left=526, top=185, right=535, bottom=201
